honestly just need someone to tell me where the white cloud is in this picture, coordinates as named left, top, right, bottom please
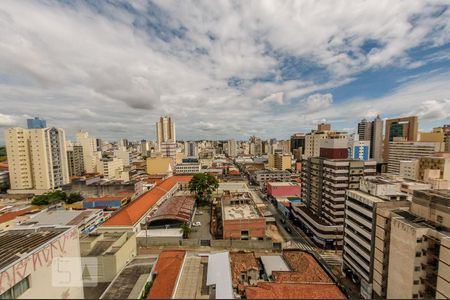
left=0, top=0, right=449, bottom=142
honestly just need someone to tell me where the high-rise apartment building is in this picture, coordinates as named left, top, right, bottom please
left=66, top=142, right=85, bottom=177
left=156, top=116, right=176, bottom=149
left=160, top=141, right=177, bottom=159
left=226, top=140, right=237, bottom=158
left=342, top=177, right=410, bottom=298
left=76, top=131, right=99, bottom=174
left=387, top=190, right=450, bottom=299
left=4, top=126, right=70, bottom=192
left=297, top=152, right=376, bottom=248
left=387, top=141, right=444, bottom=174
left=357, top=115, right=383, bottom=162
left=383, top=116, right=418, bottom=163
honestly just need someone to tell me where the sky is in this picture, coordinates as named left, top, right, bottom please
left=0, top=0, right=450, bottom=144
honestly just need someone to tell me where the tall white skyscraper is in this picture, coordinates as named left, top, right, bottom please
left=156, top=116, right=176, bottom=149
left=4, top=126, right=70, bottom=192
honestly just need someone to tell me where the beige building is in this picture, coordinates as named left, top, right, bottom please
left=0, top=226, right=84, bottom=299
left=80, top=232, right=136, bottom=283
left=383, top=116, right=419, bottom=163
left=76, top=131, right=99, bottom=174
left=146, top=156, right=173, bottom=175
left=67, top=142, right=85, bottom=177
left=418, top=155, right=450, bottom=183
left=342, top=177, right=410, bottom=299
left=268, top=152, right=292, bottom=170
left=96, top=157, right=124, bottom=180
left=399, top=159, right=419, bottom=180
left=304, top=127, right=348, bottom=159
left=387, top=190, right=450, bottom=299
left=4, top=127, right=70, bottom=193
left=387, top=141, right=444, bottom=175
left=156, top=116, right=176, bottom=150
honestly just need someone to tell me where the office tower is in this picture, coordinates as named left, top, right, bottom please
left=290, top=133, right=306, bottom=156
left=342, top=177, right=410, bottom=299
left=66, top=142, right=85, bottom=176
left=383, top=116, right=418, bottom=162
left=317, top=123, right=331, bottom=132
left=387, top=190, right=450, bottom=299
left=118, top=138, right=128, bottom=150
left=297, top=146, right=376, bottom=248
left=156, top=116, right=176, bottom=149
left=76, top=131, right=98, bottom=173
left=27, top=117, right=47, bottom=129
left=387, top=141, right=444, bottom=174
left=4, top=127, right=70, bottom=191
left=348, top=134, right=371, bottom=160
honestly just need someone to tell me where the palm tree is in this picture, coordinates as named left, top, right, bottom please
left=188, top=173, right=219, bottom=203
left=180, top=222, right=191, bottom=238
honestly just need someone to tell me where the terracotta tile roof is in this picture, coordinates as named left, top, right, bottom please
left=230, top=251, right=259, bottom=287
left=273, top=251, right=332, bottom=283
left=245, top=282, right=346, bottom=299
left=101, top=176, right=192, bottom=227
left=147, top=250, right=186, bottom=299
left=0, top=207, right=35, bottom=224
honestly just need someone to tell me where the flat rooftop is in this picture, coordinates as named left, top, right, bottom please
left=224, top=204, right=260, bottom=220
left=19, top=208, right=101, bottom=227
left=0, top=227, right=69, bottom=270
left=102, top=258, right=154, bottom=299
left=268, top=182, right=298, bottom=186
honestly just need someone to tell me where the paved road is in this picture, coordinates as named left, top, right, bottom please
left=250, top=186, right=343, bottom=271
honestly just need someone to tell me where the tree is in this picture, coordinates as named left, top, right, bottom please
left=66, top=193, right=83, bottom=204
left=31, top=190, right=68, bottom=206
left=188, top=173, right=219, bottom=203
left=180, top=222, right=191, bottom=238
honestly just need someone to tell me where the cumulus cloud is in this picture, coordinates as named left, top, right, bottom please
left=0, top=0, right=449, bottom=143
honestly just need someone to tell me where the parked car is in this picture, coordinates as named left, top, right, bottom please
left=192, top=221, right=202, bottom=227
left=195, top=211, right=204, bottom=215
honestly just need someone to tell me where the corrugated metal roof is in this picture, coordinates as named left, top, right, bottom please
left=207, top=252, right=234, bottom=299
left=260, top=255, right=290, bottom=277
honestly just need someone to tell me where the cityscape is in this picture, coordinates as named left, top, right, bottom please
left=1, top=1, right=450, bottom=300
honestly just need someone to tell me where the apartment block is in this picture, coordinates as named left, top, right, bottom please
left=96, top=157, right=124, bottom=180
left=175, top=159, right=201, bottom=174
left=268, top=152, right=292, bottom=171
left=297, top=157, right=376, bottom=248
left=156, top=116, right=176, bottom=149
left=4, top=127, right=70, bottom=193
left=387, top=141, right=444, bottom=175
left=348, top=139, right=371, bottom=161
left=342, top=177, right=410, bottom=298
left=418, top=155, right=450, bottom=182
left=387, top=190, right=450, bottom=299
left=67, top=143, right=85, bottom=177
left=76, top=131, right=99, bottom=174
left=358, top=115, right=383, bottom=162
left=250, top=169, right=291, bottom=188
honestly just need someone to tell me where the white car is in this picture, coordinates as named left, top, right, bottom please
left=192, top=221, right=202, bottom=227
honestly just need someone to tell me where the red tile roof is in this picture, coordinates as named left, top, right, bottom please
left=245, top=282, right=346, bottom=299
left=230, top=251, right=259, bottom=287
left=276, top=251, right=331, bottom=283
left=100, top=176, right=192, bottom=227
left=0, top=207, right=35, bottom=224
left=147, top=250, right=186, bottom=299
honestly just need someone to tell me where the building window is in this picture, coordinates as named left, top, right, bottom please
left=413, top=280, right=420, bottom=285
left=412, top=294, right=418, bottom=299
left=0, top=276, right=30, bottom=299
left=414, top=266, right=421, bottom=272
left=437, top=215, right=443, bottom=224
